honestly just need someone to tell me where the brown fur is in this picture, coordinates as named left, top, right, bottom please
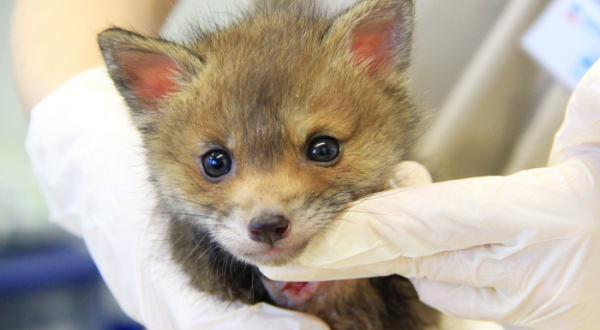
left=98, top=0, right=438, bottom=329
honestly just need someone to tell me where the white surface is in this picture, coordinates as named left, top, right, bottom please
left=414, top=0, right=551, bottom=180
left=503, top=83, right=571, bottom=174
left=523, top=0, right=600, bottom=90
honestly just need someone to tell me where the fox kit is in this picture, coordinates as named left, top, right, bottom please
left=99, top=0, right=439, bottom=329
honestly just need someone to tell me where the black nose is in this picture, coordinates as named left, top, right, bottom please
left=248, top=215, right=290, bottom=246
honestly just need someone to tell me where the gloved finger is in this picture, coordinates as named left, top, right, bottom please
left=388, top=161, right=432, bottom=188
left=294, top=161, right=590, bottom=270
left=261, top=259, right=400, bottom=282
left=410, top=278, right=512, bottom=323
left=263, top=244, right=526, bottom=290
left=393, top=245, right=527, bottom=291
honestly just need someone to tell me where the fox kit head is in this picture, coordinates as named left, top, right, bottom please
left=99, top=0, right=416, bottom=267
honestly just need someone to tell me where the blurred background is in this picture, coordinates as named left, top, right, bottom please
left=0, top=0, right=597, bottom=329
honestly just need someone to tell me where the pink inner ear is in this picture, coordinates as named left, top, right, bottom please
left=120, top=51, right=182, bottom=101
left=350, top=22, right=395, bottom=76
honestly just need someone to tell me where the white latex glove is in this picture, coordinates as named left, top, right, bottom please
left=25, top=67, right=329, bottom=330
left=261, top=61, right=600, bottom=329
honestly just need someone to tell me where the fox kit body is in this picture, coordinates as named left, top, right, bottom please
left=99, top=0, right=439, bottom=329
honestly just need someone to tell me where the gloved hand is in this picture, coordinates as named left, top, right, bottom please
left=25, top=67, right=329, bottom=330
left=261, top=61, right=600, bottom=329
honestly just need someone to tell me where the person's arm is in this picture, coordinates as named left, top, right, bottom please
left=10, top=0, right=178, bottom=114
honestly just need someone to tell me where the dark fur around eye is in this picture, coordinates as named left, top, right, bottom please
left=201, top=149, right=232, bottom=178
left=307, top=137, right=340, bottom=163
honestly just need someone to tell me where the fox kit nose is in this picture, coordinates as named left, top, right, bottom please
left=248, top=215, right=290, bottom=245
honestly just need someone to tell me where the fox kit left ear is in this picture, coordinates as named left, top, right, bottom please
left=325, top=0, right=414, bottom=82
left=98, top=28, right=203, bottom=129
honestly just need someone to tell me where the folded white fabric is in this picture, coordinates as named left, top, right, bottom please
left=261, top=60, right=600, bottom=329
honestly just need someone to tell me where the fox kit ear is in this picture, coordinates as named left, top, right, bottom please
left=98, top=28, right=203, bottom=124
left=325, top=0, right=414, bottom=82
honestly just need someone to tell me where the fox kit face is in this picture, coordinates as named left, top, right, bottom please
left=98, top=2, right=439, bottom=328
left=99, top=0, right=416, bottom=267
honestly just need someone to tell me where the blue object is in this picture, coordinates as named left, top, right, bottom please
left=0, top=242, right=100, bottom=295
left=0, top=237, right=144, bottom=330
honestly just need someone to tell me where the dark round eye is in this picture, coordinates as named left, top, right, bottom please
left=202, top=149, right=232, bottom=178
left=307, top=137, right=340, bottom=163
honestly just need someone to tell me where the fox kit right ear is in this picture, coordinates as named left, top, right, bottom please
left=98, top=28, right=203, bottom=127
left=325, top=0, right=414, bottom=84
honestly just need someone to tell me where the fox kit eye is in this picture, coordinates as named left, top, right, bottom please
left=201, top=149, right=232, bottom=178
left=307, top=137, right=340, bottom=164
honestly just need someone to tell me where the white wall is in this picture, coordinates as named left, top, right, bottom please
left=0, top=0, right=50, bottom=238
left=162, top=0, right=508, bottom=113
